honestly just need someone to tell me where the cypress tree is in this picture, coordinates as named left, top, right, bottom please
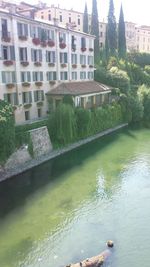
left=91, top=0, right=100, bottom=62
left=118, top=4, right=126, bottom=59
left=83, top=2, right=89, bottom=34
left=105, top=25, right=109, bottom=63
left=107, top=0, right=117, bottom=56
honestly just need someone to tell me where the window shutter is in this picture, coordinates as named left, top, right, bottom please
left=39, top=50, right=42, bottom=62
left=13, top=93, right=18, bottom=105
left=2, top=72, right=6, bottom=83
left=42, top=90, right=44, bottom=100
left=46, top=51, right=48, bottom=62
left=29, top=91, right=32, bottom=103
left=31, top=49, right=34, bottom=62
left=33, top=72, right=35, bottom=81
left=17, top=23, right=21, bottom=36
left=40, top=72, right=43, bottom=81
left=34, top=91, right=37, bottom=102
left=24, top=24, right=28, bottom=36
left=53, top=52, right=55, bottom=63
left=10, top=46, right=15, bottom=60
left=2, top=45, right=4, bottom=60
left=38, top=27, right=41, bottom=39
left=60, top=53, right=63, bottom=63
left=12, top=72, right=16, bottom=83
left=64, top=53, right=67, bottom=63
left=27, top=72, right=31, bottom=82
left=53, top=72, right=56, bottom=80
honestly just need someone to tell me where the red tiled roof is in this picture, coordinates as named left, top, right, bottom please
left=46, top=81, right=112, bottom=96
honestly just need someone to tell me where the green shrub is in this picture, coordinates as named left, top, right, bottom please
left=62, top=95, right=74, bottom=107
left=48, top=104, right=77, bottom=145
left=75, top=108, right=91, bottom=138
left=0, top=100, right=15, bottom=162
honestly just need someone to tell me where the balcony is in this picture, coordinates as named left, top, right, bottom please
left=35, top=81, right=43, bottom=87
left=59, top=43, right=66, bottom=49
left=6, top=83, right=15, bottom=89
left=81, top=47, right=87, bottom=52
left=22, top=82, right=31, bottom=87
left=18, top=35, right=28, bottom=41
left=3, top=60, right=13, bottom=66
left=48, top=63, right=55, bottom=67
left=21, top=61, right=29, bottom=67
left=1, top=31, right=11, bottom=42
left=32, top=38, right=41, bottom=45
left=34, top=62, right=42, bottom=67
left=47, top=40, right=55, bottom=47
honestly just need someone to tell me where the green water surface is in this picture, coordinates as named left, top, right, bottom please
left=0, top=127, right=150, bottom=267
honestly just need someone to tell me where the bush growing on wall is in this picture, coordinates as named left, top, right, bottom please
left=138, top=84, right=150, bottom=126
left=0, top=100, right=15, bottom=162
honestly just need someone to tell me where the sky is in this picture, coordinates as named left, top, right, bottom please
left=10, top=0, right=150, bottom=25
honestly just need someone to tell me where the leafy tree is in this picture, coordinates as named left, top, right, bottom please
left=138, top=85, right=150, bottom=125
left=0, top=100, right=15, bottom=162
left=83, top=2, right=89, bottom=33
left=129, top=96, right=144, bottom=122
left=107, top=0, right=117, bottom=56
left=118, top=4, right=126, bottom=59
left=91, top=0, right=100, bottom=62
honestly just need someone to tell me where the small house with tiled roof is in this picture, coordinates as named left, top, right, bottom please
left=46, top=81, right=112, bottom=109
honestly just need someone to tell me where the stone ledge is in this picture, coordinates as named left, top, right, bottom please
left=0, top=123, right=128, bottom=182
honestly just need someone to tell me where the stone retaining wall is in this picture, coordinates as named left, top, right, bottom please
left=0, top=123, right=128, bottom=182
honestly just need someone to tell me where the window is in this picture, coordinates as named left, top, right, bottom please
left=80, top=72, right=86, bottom=80
left=21, top=72, right=31, bottom=82
left=34, top=90, right=44, bottom=102
left=19, top=47, right=27, bottom=61
left=88, top=72, right=94, bottom=80
left=100, top=42, right=103, bottom=48
left=59, top=32, right=66, bottom=43
left=38, top=108, right=42, bottom=118
left=100, top=32, right=103, bottom=37
left=71, top=35, right=76, bottom=50
left=81, top=37, right=86, bottom=48
left=1, top=19, right=8, bottom=37
left=71, top=54, right=77, bottom=64
left=60, top=53, right=68, bottom=63
left=69, top=17, right=71, bottom=23
left=80, top=55, right=86, bottom=64
left=22, top=91, right=32, bottom=104
left=47, top=29, right=54, bottom=40
left=2, top=71, right=16, bottom=83
left=47, top=72, right=57, bottom=81
left=48, top=14, right=51, bottom=21
left=30, top=26, right=41, bottom=38
left=4, top=93, right=18, bottom=105
left=88, top=56, right=94, bottom=65
left=32, top=72, right=43, bottom=81
left=60, top=72, right=68, bottom=80
left=60, top=15, right=62, bottom=22
left=25, top=110, right=30, bottom=120
left=72, top=72, right=77, bottom=80
left=31, top=49, right=42, bottom=62
left=89, top=39, right=93, bottom=49
left=2, top=46, right=15, bottom=60
left=17, top=23, right=28, bottom=37
left=41, top=16, right=44, bottom=19
left=46, top=51, right=55, bottom=63
left=78, top=18, right=80, bottom=25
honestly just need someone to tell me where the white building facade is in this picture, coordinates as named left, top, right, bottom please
left=0, top=10, right=95, bottom=124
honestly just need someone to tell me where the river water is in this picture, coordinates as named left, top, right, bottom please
left=0, top=127, right=150, bottom=267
